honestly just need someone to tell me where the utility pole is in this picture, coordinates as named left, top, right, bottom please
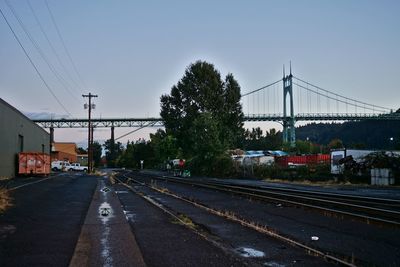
left=83, top=93, right=98, bottom=173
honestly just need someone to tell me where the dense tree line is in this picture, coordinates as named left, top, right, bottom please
left=296, top=120, right=400, bottom=150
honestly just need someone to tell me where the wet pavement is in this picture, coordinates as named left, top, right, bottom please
left=70, top=176, right=145, bottom=267
left=0, top=173, right=97, bottom=266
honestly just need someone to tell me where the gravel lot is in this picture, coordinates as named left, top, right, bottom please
left=129, top=172, right=400, bottom=266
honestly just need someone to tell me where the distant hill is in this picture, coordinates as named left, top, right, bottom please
left=296, top=119, right=400, bottom=149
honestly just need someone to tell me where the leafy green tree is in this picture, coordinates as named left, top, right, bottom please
left=92, top=141, right=102, bottom=167
left=221, top=74, right=244, bottom=147
left=103, top=139, right=123, bottom=167
left=117, top=139, right=156, bottom=169
left=328, top=138, right=344, bottom=149
left=242, top=128, right=282, bottom=150
left=150, top=129, right=180, bottom=163
left=77, top=147, right=87, bottom=154
left=188, top=113, right=233, bottom=176
left=160, top=61, right=244, bottom=175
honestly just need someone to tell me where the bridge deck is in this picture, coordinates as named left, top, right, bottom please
left=32, top=113, right=400, bottom=128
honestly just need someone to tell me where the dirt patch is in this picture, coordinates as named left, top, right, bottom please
left=0, top=188, right=13, bottom=213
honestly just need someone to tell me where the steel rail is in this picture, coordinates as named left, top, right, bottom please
left=115, top=171, right=357, bottom=266
left=133, top=172, right=400, bottom=226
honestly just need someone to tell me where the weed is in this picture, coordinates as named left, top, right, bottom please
left=0, top=188, right=13, bottom=213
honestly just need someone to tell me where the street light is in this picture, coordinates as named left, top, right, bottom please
left=389, top=137, right=394, bottom=151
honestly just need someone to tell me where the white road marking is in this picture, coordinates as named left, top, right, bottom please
left=7, top=176, right=55, bottom=191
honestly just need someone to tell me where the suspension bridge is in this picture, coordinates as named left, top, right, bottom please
left=33, top=68, right=399, bottom=147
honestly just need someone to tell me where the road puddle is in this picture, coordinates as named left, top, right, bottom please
left=115, top=191, right=128, bottom=194
left=100, top=226, right=113, bottom=266
left=123, top=210, right=136, bottom=222
left=236, top=247, right=265, bottom=258
left=264, top=261, right=286, bottom=267
left=98, top=202, right=114, bottom=223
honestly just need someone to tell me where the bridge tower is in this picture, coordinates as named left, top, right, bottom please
left=282, top=65, right=296, bottom=147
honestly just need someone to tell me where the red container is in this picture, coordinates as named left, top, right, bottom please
left=276, top=154, right=331, bottom=167
left=18, top=152, right=50, bottom=175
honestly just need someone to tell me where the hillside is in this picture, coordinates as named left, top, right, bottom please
left=296, top=120, right=400, bottom=149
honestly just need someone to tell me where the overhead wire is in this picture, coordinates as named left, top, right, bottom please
left=26, top=0, right=83, bottom=95
left=0, top=5, right=72, bottom=117
left=115, top=123, right=157, bottom=141
left=4, top=0, right=81, bottom=105
left=45, top=0, right=87, bottom=89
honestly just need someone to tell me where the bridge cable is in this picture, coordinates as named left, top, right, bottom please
left=293, top=82, right=387, bottom=113
left=242, top=79, right=281, bottom=97
left=293, top=76, right=391, bottom=111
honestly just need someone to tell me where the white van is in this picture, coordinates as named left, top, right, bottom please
left=51, top=161, right=70, bottom=171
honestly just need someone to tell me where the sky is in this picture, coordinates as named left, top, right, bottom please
left=1, top=0, right=399, bottom=148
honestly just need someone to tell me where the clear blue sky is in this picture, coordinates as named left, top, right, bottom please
left=1, top=0, right=399, bottom=146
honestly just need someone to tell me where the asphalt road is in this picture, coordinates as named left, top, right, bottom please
left=0, top=173, right=97, bottom=267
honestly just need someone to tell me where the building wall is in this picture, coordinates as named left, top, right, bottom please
left=51, top=151, right=77, bottom=163
left=0, top=98, right=50, bottom=178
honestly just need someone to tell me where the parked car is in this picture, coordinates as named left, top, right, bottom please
left=68, top=163, right=88, bottom=172
left=51, top=161, right=69, bottom=171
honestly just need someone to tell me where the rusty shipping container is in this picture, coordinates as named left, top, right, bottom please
left=18, top=152, right=50, bottom=175
left=276, top=154, right=331, bottom=167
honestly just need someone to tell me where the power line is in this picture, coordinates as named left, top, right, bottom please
left=0, top=5, right=72, bottom=117
left=26, top=0, right=83, bottom=95
left=5, top=0, right=81, bottom=104
left=115, top=123, right=157, bottom=141
left=45, top=0, right=87, bottom=89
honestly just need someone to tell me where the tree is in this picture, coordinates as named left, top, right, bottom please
left=160, top=61, right=244, bottom=168
left=92, top=141, right=102, bottom=167
left=77, top=147, right=87, bottom=154
left=117, top=139, right=156, bottom=169
left=150, top=129, right=180, bottom=163
left=103, top=139, right=123, bottom=167
left=241, top=128, right=282, bottom=150
left=328, top=138, right=344, bottom=149
left=221, top=74, right=244, bottom=147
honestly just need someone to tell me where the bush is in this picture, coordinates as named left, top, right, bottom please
left=187, top=154, right=236, bottom=178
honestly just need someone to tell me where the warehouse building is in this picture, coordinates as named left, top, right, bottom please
left=51, top=142, right=78, bottom=162
left=0, top=98, right=50, bottom=178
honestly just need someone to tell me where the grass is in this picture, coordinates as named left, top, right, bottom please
left=263, top=177, right=356, bottom=186
left=0, top=188, right=13, bottom=213
left=172, top=213, right=196, bottom=228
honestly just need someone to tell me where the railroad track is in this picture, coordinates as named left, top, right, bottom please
left=114, top=170, right=361, bottom=266
left=126, top=171, right=400, bottom=227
